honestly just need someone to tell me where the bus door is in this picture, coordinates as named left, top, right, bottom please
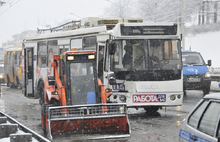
left=25, top=48, right=34, bottom=97
left=97, top=43, right=105, bottom=83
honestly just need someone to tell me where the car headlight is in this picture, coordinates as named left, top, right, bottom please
left=0, top=75, right=3, bottom=79
left=205, top=72, right=211, bottom=78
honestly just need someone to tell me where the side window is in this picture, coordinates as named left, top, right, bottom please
left=37, top=41, right=47, bottom=68
left=198, top=101, right=220, bottom=136
left=188, top=100, right=208, bottom=128
left=47, top=40, right=58, bottom=67
left=164, top=40, right=179, bottom=60
left=70, top=38, right=82, bottom=50
left=83, top=36, right=96, bottom=49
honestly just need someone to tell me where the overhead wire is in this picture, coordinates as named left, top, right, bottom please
left=0, top=0, right=21, bottom=16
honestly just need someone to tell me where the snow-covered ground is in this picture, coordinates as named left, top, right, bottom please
left=185, top=31, right=220, bottom=67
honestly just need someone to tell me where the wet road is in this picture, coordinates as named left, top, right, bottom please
left=0, top=85, right=215, bottom=142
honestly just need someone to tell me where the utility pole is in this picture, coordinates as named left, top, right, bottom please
left=181, top=0, right=185, bottom=50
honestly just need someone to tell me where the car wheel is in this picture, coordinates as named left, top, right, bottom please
left=203, top=87, right=210, bottom=95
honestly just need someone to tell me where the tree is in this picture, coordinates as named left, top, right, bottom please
left=104, top=0, right=136, bottom=17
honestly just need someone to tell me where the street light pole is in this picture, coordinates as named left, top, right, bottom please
left=181, top=0, right=185, bottom=50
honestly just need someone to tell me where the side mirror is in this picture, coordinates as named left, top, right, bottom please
left=207, top=60, right=211, bottom=66
left=108, top=42, right=117, bottom=55
left=48, top=75, right=55, bottom=85
left=107, top=72, right=116, bottom=85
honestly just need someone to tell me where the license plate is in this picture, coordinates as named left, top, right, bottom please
left=133, top=94, right=166, bottom=103
left=112, top=83, right=125, bottom=91
left=187, top=77, right=201, bottom=82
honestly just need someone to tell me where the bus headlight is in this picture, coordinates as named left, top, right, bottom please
left=119, top=95, right=126, bottom=102
left=205, top=72, right=211, bottom=78
left=170, top=95, right=176, bottom=101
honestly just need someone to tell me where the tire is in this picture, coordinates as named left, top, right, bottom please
left=183, top=90, right=187, bottom=96
left=203, top=86, right=210, bottom=95
left=6, top=76, right=9, bottom=87
left=41, top=104, right=47, bottom=134
left=144, top=106, right=160, bottom=115
left=38, top=81, right=45, bottom=106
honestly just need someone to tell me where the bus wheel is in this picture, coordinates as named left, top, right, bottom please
left=16, top=77, right=21, bottom=89
left=38, top=82, right=44, bottom=106
left=6, top=76, right=9, bottom=87
left=144, top=106, right=159, bottom=115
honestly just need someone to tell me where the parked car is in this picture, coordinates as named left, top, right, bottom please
left=0, top=63, right=5, bottom=84
left=179, top=93, right=220, bottom=142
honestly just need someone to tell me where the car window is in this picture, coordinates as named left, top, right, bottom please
left=188, top=100, right=209, bottom=128
left=198, top=101, right=220, bottom=136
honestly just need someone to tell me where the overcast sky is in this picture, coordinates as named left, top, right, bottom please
left=0, top=0, right=110, bottom=46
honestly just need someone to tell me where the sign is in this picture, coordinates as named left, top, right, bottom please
left=121, top=25, right=177, bottom=36
left=133, top=94, right=166, bottom=103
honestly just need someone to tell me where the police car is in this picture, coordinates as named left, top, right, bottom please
left=179, top=93, right=220, bottom=142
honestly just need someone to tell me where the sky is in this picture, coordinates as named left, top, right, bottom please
left=0, top=0, right=110, bottom=45
left=185, top=31, right=220, bottom=67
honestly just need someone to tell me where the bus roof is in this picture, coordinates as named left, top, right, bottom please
left=24, top=26, right=107, bottom=41
left=4, top=46, right=22, bottom=52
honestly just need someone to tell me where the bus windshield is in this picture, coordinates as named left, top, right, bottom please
left=110, top=39, right=181, bottom=71
left=108, top=39, right=182, bottom=81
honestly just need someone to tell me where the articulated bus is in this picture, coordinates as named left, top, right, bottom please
left=22, top=17, right=183, bottom=113
left=4, top=46, right=22, bottom=89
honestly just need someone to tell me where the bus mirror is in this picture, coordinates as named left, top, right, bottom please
left=207, top=60, right=211, bottom=66
left=48, top=75, right=55, bottom=85
left=109, top=42, right=117, bottom=55
left=107, top=72, right=116, bottom=85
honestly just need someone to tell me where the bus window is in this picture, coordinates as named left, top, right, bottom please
left=70, top=38, right=82, bottom=50
left=83, top=36, right=96, bottom=49
left=37, top=41, right=47, bottom=68
left=47, top=40, right=58, bottom=68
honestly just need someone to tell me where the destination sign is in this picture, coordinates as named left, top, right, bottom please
left=121, top=25, right=177, bottom=36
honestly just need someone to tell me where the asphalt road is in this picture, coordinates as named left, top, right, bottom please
left=0, top=85, right=213, bottom=142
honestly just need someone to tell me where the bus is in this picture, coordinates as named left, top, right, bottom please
left=4, top=46, right=22, bottom=89
left=22, top=17, right=183, bottom=113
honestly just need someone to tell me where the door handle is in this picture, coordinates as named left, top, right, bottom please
left=190, top=135, right=197, bottom=141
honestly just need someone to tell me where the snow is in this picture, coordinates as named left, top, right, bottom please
left=185, top=31, right=220, bottom=67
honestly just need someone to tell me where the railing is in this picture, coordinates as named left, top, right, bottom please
left=209, top=67, right=220, bottom=81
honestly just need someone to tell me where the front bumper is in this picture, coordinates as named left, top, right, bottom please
left=183, top=74, right=211, bottom=90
